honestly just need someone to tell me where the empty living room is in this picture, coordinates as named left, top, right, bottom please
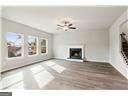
left=0, top=6, right=128, bottom=90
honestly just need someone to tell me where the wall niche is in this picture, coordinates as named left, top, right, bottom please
left=120, top=20, right=128, bottom=65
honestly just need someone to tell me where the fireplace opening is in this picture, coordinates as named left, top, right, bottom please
left=70, top=48, right=82, bottom=59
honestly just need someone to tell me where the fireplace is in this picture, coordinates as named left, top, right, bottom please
left=69, top=48, right=82, bottom=59
left=67, top=45, right=85, bottom=62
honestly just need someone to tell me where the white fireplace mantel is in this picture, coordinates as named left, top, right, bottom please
left=66, top=44, right=85, bottom=62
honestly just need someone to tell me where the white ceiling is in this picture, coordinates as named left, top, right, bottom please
left=2, top=6, right=127, bottom=34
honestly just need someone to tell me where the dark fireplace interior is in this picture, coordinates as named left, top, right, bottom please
left=70, top=48, right=82, bottom=59
left=120, top=32, right=128, bottom=64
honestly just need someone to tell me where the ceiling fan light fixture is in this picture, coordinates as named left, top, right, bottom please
left=56, top=17, right=77, bottom=31
left=63, top=26, right=69, bottom=31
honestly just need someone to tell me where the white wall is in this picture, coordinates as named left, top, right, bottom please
left=0, top=17, right=1, bottom=78
left=1, top=18, right=53, bottom=72
left=0, top=8, right=2, bottom=79
left=109, top=9, right=128, bottom=79
left=53, top=29, right=109, bottom=62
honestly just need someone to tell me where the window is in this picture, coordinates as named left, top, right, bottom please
left=41, top=39, right=47, bottom=53
left=28, top=36, right=38, bottom=55
left=6, top=32, right=23, bottom=58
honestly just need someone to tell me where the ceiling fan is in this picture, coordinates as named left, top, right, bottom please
left=56, top=17, right=77, bottom=31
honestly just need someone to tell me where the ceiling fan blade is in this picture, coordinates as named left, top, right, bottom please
left=56, top=27, right=63, bottom=30
left=69, top=27, right=76, bottom=29
left=68, top=23, right=73, bottom=26
left=57, top=24, right=64, bottom=27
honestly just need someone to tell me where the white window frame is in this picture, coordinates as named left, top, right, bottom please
left=40, top=38, right=48, bottom=54
left=27, top=36, right=38, bottom=56
left=6, top=32, right=24, bottom=59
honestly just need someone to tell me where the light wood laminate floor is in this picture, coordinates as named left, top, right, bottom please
left=1, top=59, right=128, bottom=90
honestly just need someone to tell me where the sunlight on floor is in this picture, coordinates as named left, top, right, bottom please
left=46, top=61, right=56, bottom=66
left=31, top=65, right=55, bottom=88
left=51, top=64, right=66, bottom=73
left=7, top=81, right=24, bottom=89
left=46, top=61, right=66, bottom=73
left=1, top=61, right=66, bottom=89
left=0, top=72, right=24, bottom=89
left=30, top=65, right=45, bottom=74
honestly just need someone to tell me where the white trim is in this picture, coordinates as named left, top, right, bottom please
left=6, top=32, right=24, bottom=59
left=40, top=38, right=48, bottom=54
left=66, top=58, right=83, bottom=62
left=27, top=35, right=38, bottom=56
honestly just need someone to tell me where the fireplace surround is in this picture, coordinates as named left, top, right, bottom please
left=67, top=45, right=85, bottom=62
